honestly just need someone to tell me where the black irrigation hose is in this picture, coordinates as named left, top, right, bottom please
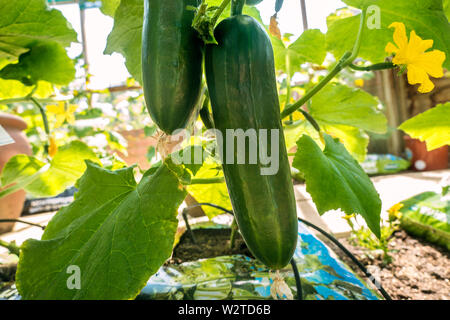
left=290, top=259, right=303, bottom=300
left=185, top=202, right=235, bottom=216
left=297, top=217, right=393, bottom=300
left=181, top=209, right=197, bottom=244
left=0, top=219, right=45, bottom=230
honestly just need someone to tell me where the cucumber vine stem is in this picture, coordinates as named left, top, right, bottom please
left=231, top=0, right=245, bottom=16
left=29, top=97, right=50, bottom=136
left=280, top=9, right=369, bottom=120
left=0, top=239, right=20, bottom=256
left=192, top=0, right=232, bottom=44
left=284, top=54, right=293, bottom=123
left=0, top=89, right=51, bottom=155
left=188, top=176, right=225, bottom=185
left=229, top=217, right=238, bottom=249
left=199, top=91, right=214, bottom=129
left=349, top=62, right=396, bottom=71
left=211, top=0, right=231, bottom=26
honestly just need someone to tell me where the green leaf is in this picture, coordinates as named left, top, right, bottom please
left=1, top=141, right=99, bottom=197
left=98, top=0, right=120, bottom=17
left=323, top=124, right=369, bottom=163
left=284, top=120, right=369, bottom=163
left=284, top=119, right=321, bottom=151
left=293, top=134, right=381, bottom=237
left=144, top=125, right=157, bottom=137
left=399, top=102, right=450, bottom=151
left=0, top=79, right=54, bottom=99
left=104, top=0, right=143, bottom=82
left=272, top=29, right=326, bottom=74
left=16, top=161, right=187, bottom=299
left=186, top=163, right=231, bottom=219
left=0, top=42, right=75, bottom=85
left=146, top=146, right=156, bottom=162
left=0, top=0, right=77, bottom=62
left=310, top=83, right=387, bottom=134
left=445, top=0, right=450, bottom=20
left=326, top=0, right=450, bottom=69
left=284, top=83, right=386, bottom=162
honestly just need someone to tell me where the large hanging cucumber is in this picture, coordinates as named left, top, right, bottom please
left=142, top=0, right=203, bottom=135
left=205, top=15, right=298, bottom=269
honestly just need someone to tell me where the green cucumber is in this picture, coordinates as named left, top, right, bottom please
left=205, top=15, right=298, bottom=269
left=246, top=0, right=264, bottom=5
left=142, top=0, right=203, bottom=135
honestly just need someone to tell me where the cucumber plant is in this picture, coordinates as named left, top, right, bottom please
left=0, top=0, right=447, bottom=300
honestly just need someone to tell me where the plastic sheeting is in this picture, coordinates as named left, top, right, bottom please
left=399, top=189, right=450, bottom=250
left=137, top=221, right=380, bottom=300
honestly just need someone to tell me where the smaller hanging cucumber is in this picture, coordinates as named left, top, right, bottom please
left=142, top=0, right=203, bottom=135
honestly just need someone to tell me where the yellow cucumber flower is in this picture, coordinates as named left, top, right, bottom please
left=48, top=136, right=58, bottom=157
left=46, top=101, right=78, bottom=128
left=354, top=79, right=364, bottom=87
left=385, top=22, right=446, bottom=93
left=388, top=202, right=404, bottom=222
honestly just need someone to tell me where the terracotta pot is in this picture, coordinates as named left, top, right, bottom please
left=0, top=113, right=32, bottom=234
left=404, top=135, right=448, bottom=171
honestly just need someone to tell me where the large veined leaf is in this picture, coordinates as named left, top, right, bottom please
left=309, top=83, right=387, bottom=134
left=0, top=0, right=77, bottom=62
left=284, top=119, right=320, bottom=151
left=323, top=124, right=370, bottom=163
left=0, top=141, right=99, bottom=197
left=293, top=134, right=381, bottom=237
left=445, top=0, right=450, bottom=20
left=0, top=79, right=54, bottom=99
left=284, top=120, right=370, bottom=163
left=272, top=29, right=327, bottom=75
left=16, top=161, right=187, bottom=299
left=326, top=0, right=450, bottom=69
left=104, top=0, right=143, bottom=82
left=0, top=42, right=75, bottom=85
left=399, top=102, right=450, bottom=151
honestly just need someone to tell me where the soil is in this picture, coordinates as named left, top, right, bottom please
left=327, top=230, right=450, bottom=300
left=167, top=228, right=253, bottom=265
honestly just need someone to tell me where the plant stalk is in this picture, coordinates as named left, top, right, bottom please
left=212, top=0, right=231, bottom=25
left=229, top=217, right=238, bottom=249
left=349, top=62, right=396, bottom=71
left=0, top=239, right=20, bottom=256
left=231, top=0, right=245, bottom=16
left=189, top=177, right=225, bottom=185
left=280, top=9, right=367, bottom=119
